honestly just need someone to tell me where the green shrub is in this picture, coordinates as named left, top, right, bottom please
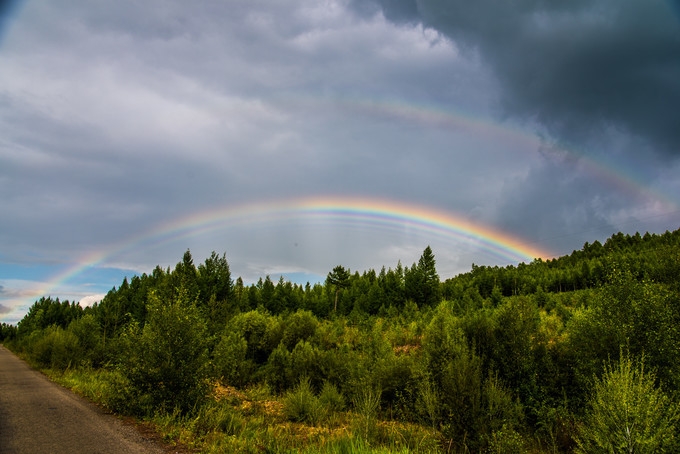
left=487, top=425, right=528, bottom=454
left=290, top=340, right=320, bottom=386
left=416, top=378, right=440, bottom=429
left=67, top=314, right=104, bottom=366
left=28, top=326, right=83, bottom=370
left=283, top=378, right=325, bottom=425
left=265, top=342, right=293, bottom=393
left=575, top=353, right=680, bottom=453
left=282, top=310, right=318, bottom=350
left=319, top=381, right=345, bottom=413
left=213, top=331, right=252, bottom=387
left=229, top=310, right=281, bottom=364
left=48, top=329, right=83, bottom=370
left=352, top=383, right=381, bottom=420
left=120, top=289, right=211, bottom=415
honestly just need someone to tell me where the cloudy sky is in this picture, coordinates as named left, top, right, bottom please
left=1, top=0, right=679, bottom=324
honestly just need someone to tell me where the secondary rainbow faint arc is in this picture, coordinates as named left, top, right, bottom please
left=288, top=94, right=679, bottom=209
left=37, top=196, right=550, bottom=303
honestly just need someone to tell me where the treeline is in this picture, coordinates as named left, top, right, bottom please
left=444, top=229, right=680, bottom=300
left=3, top=231, right=680, bottom=453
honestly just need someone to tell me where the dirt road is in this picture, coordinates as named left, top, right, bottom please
left=0, top=345, right=165, bottom=454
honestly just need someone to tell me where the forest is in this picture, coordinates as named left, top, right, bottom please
left=2, top=229, right=680, bottom=453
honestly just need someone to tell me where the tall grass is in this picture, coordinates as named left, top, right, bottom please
left=43, top=366, right=442, bottom=453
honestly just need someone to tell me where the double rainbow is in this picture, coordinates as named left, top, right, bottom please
left=31, top=196, right=548, bottom=302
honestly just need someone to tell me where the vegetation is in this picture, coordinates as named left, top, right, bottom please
left=3, top=228, right=680, bottom=452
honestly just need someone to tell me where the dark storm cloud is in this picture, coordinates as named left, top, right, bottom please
left=352, top=0, right=680, bottom=156
left=494, top=159, right=618, bottom=253
left=0, top=0, right=19, bottom=32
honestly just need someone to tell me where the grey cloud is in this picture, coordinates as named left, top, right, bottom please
left=352, top=0, right=680, bottom=157
left=0, top=285, right=10, bottom=315
left=1, top=0, right=678, bottom=302
left=491, top=154, right=680, bottom=258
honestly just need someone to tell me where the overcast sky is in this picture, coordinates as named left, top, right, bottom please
left=2, top=0, right=679, bottom=324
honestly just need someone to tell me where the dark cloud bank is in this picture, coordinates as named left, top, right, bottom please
left=353, top=0, right=680, bottom=157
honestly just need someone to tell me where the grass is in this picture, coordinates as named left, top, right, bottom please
left=43, top=367, right=443, bottom=453
left=47, top=367, right=121, bottom=407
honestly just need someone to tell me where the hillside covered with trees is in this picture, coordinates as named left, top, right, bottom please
left=2, top=229, right=680, bottom=453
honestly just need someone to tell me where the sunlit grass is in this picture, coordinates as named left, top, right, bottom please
left=47, top=367, right=119, bottom=406
left=49, top=367, right=442, bottom=453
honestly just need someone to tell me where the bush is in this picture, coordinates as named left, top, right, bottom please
left=290, top=340, right=320, bottom=386
left=283, top=378, right=325, bottom=425
left=48, top=328, right=82, bottom=371
left=265, top=342, right=292, bottom=393
left=281, top=310, right=318, bottom=350
left=120, top=289, right=211, bottom=415
left=28, top=326, right=83, bottom=370
left=575, top=353, right=680, bottom=453
left=417, top=378, right=440, bottom=429
left=487, top=425, right=528, bottom=454
left=213, top=331, right=252, bottom=387
left=67, top=314, right=104, bottom=366
left=319, top=381, right=345, bottom=413
left=229, top=310, right=281, bottom=364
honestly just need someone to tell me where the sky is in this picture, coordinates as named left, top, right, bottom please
left=1, top=0, right=679, bottom=324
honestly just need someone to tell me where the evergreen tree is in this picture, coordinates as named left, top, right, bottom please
left=197, top=251, right=232, bottom=304
left=198, top=251, right=233, bottom=333
left=170, top=249, right=200, bottom=301
left=405, top=246, right=440, bottom=307
left=326, top=265, right=350, bottom=312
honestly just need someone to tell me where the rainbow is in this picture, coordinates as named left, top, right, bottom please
left=157, top=196, right=550, bottom=260
left=283, top=94, right=679, bottom=208
left=29, top=196, right=550, bottom=303
left=12, top=102, right=679, bottom=317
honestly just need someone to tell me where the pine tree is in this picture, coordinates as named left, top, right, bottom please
left=326, top=265, right=350, bottom=312
left=405, top=246, right=440, bottom=307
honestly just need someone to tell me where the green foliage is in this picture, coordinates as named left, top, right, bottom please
left=489, top=297, right=540, bottom=404
left=192, top=400, right=244, bottom=436
left=404, top=246, right=440, bottom=307
left=353, top=382, right=382, bottom=420
left=352, top=382, right=383, bottom=443
left=229, top=309, right=281, bottom=364
left=421, top=304, right=525, bottom=450
left=282, top=310, right=319, bottom=350
left=290, top=340, right=320, bottom=386
left=327, top=265, right=351, bottom=312
left=416, top=378, right=440, bottom=430
left=487, top=425, right=528, bottom=454
left=28, top=325, right=82, bottom=370
left=575, top=354, right=680, bottom=453
left=67, top=313, right=104, bottom=366
left=17, top=296, right=83, bottom=337
left=566, top=267, right=680, bottom=396
left=213, top=331, right=252, bottom=387
left=319, top=381, right=346, bottom=413
left=283, top=378, right=325, bottom=425
left=7, top=232, right=680, bottom=453
left=119, top=288, right=211, bottom=414
left=0, top=322, right=17, bottom=342
left=198, top=251, right=233, bottom=305
left=265, top=342, right=292, bottom=393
